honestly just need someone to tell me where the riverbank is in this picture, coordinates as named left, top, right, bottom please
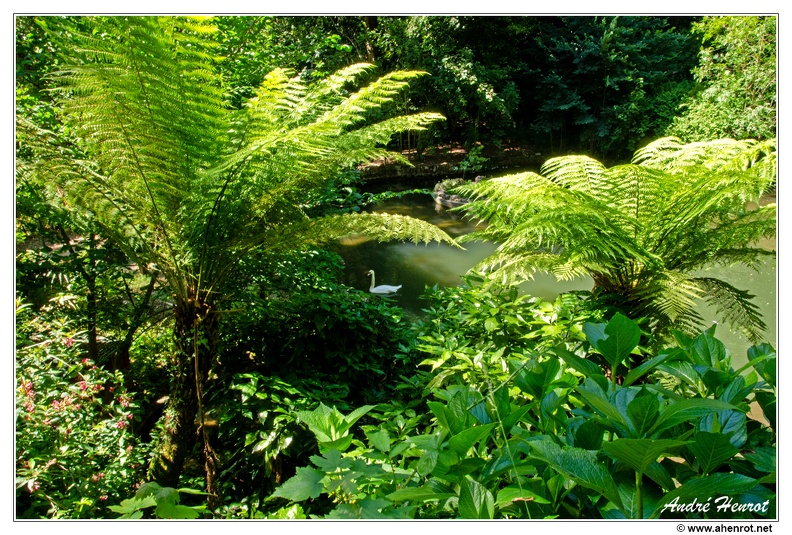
left=358, top=143, right=544, bottom=183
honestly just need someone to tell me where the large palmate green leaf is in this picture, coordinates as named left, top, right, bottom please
left=271, top=466, right=325, bottom=502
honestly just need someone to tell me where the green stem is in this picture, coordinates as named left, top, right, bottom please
left=635, top=470, right=643, bottom=519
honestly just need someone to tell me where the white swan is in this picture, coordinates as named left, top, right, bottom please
left=367, top=270, right=402, bottom=294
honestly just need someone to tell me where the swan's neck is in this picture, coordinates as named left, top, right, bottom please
left=369, top=271, right=376, bottom=290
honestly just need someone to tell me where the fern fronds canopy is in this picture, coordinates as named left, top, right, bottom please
left=31, top=16, right=451, bottom=305
left=456, top=137, right=775, bottom=341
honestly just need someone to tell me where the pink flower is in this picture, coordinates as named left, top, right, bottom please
left=115, top=420, right=128, bottom=429
left=79, top=381, right=87, bottom=391
left=65, top=337, right=73, bottom=348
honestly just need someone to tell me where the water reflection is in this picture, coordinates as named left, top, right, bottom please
left=333, top=191, right=776, bottom=365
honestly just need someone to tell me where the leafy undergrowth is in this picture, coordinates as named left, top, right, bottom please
left=261, top=280, right=776, bottom=520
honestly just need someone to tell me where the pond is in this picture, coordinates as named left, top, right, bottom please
left=333, top=188, right=777, bottom=368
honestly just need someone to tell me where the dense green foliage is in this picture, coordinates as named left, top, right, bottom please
left=667, top=16, right=776, bottom=142
left=267, top=289, right=776, bottom=519
left=16, top=14, right=775, bottom=520
left=455, top=137, right=776, bottom=344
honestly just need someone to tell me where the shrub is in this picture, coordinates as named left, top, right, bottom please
left=15, top=298, right=152, bottom=518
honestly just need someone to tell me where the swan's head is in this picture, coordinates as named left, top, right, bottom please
left=366, top=270, right=374, bottom=275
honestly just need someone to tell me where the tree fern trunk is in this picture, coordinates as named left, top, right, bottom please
left=148, top=296, right=218, bottom=493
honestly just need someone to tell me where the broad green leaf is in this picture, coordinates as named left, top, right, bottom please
left=719, top=375, right=755, bottom=404
left=747, top=343, right=776, bottom=387
left=496, top=485, right=551, bottom=508
left=366, top=429, right=391, bottom=453
left=688, top=432, right=739, bottom=475
left=469, top=400, right=492, bottom=425
left=742, top=447, right=776, bottom=474
left=515, top=358, right=561, bottom=399
left=387, top=485, right=456, bottom=502
left=554, top=345, right=605, bottom=378
left=500, top=404, right=533, bottom=434
left=296, top=404, right=342, bottom=442
left=135, top=481, right=163, bottom=498
left=696, top=409, right=747, bottom=448
left=527, top=437, right=624, bottom=513
left=626, top=391, right=660, bottom=437
left=427, top=401, right=458, bottom=434
left=576, top=378, right=630, bottom=435
left=602, top=438, right=688, bottom=477
left=415, top=450, right=438, bottom=476
left=657, top=361, right=701, bottom=389
left=458, top=477, right=494, bottom=519
left=650, top=398, right=735, bottom=435
left=271, top=466, right=325, bottom=502
left=572, top=419, right=605, bottom=450
left=623, top=350, right=679, bottom=387
left=582, top=322, right=607, bottom=348
left=448, top=423, right=497, bottom=456
left=341, top=404, right=376, bottom=434
left=153, top=486, right=180, bottom=508
left=155, top=502, right=201, bottom=519
left=108, top=496, right=156, bottom=515
left=692, top=330, right=728, bottom=368
left=584, top=313, right=641, bottom=371
left=310, top=449, right=348, bottom=472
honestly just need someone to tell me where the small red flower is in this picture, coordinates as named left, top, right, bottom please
left=65, top=337, right=73, bottom=348
left=79, top=381, right=87, bottom=391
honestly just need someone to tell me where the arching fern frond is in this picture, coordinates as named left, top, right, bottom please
left=297, top=212, right=461, bottom=249
left=693, top=276, right=768, bottom=344
left=457, top=136, right=775, bottom=342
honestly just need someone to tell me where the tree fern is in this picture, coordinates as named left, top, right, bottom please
left=457, top=137, right=775, bottom=342
left=21, top=16, right=451, bottom=488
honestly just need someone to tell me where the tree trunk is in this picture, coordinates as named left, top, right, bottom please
left=148, top=296, right=218, bottom=493
left=113, top=273, right=158, bottom=373
left=363, top=16, right=378, bottom=63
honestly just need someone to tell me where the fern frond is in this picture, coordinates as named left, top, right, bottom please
left=540, top=155, right=608, bottom=196
left=693, top=277, right=768, bottom=344
left=630, top=271, right=705, bottom=331
left=305, top=212, right=461, bottom=248
left=456, top=136, right=774, bottom=342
